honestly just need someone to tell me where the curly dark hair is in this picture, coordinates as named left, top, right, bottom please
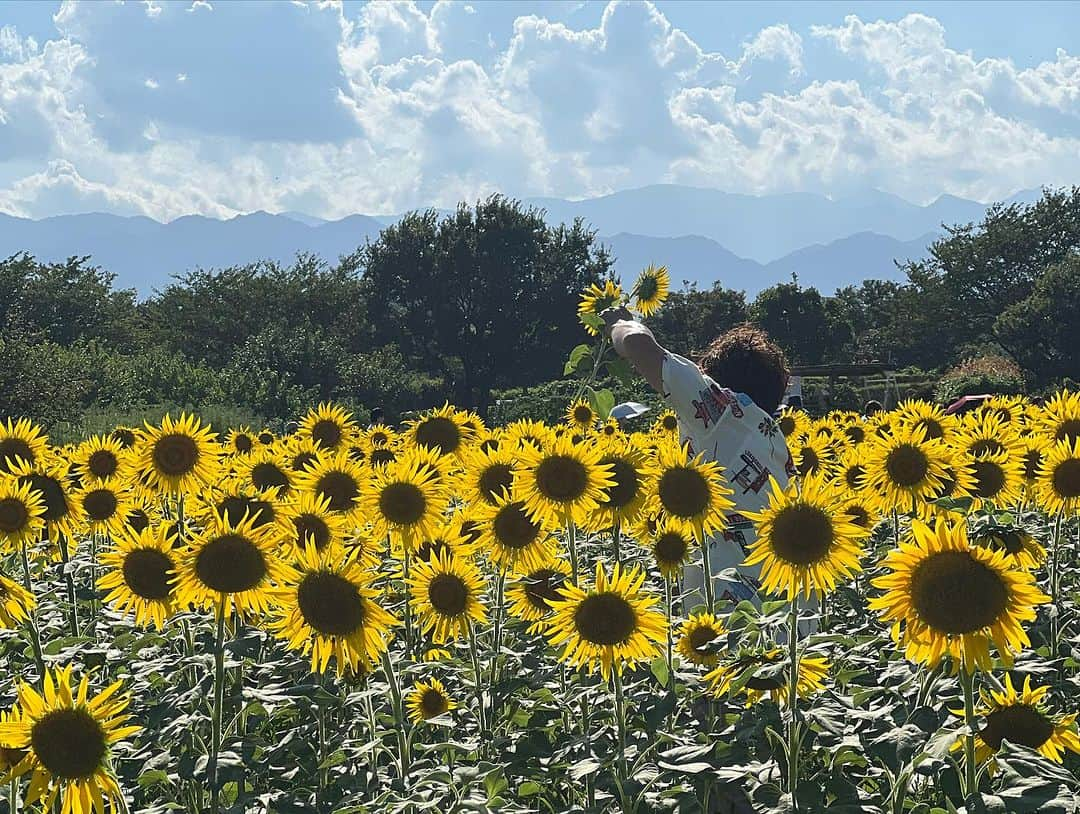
left=697, top=324, right=789, bottom=414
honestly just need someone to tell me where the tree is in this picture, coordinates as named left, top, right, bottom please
left=361, top=196, right=611, bottom=413
left=749, top=282, right=852, bottom=365
left=649, top=283, right=749, bottom=355
left=995, top=255, right=1080, bottom=386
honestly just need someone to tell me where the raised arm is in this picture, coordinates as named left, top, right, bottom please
left=601, top=307, right=667, bottom=394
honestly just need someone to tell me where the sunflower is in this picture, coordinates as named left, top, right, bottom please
left=406, top=679, right=457, bottom=724
left=474, top=494, right=555, bottom=573
left=412, top=520, right=473, bottom=565
left=297, top=452, right=367, bottom=524
left=677, top=612, right=726, bottom=667
left=98, top=526, right=177, bottom=629
left=585, top=437, right=653, bottom=532
left=238, top=447, right=294, bottom=497
left=298, top=403, right=357, bottom=453
left=642, top=518, right=695, bottom=580
left=546, top=561, right=666, bottom=680
left=863, top=425, right=950, bottom=513
left=651, top=409, right=682, bottom=438
left=361, top=453, right=449, bottom=551
left=174, top=512, right=285, bottom=619
left=896, top=400, right=955, bottom=443
left=0, top=665, right=140, bottom=814
left=578, top=280, right=623, bottom=336
left=283, top=437, right=324, bottom=474
left=407, top=404, right=473, bottom=459
left=1017, top=437, right=1046, bottom=499
left=225, top=427, right=257, bottom=456
left=632, top=264, right=670, bottom=317
left=74, top=482, right=131, bottom=538
left=0, top=478, right=46, bottom=551
left=502, top=419, right=554, bottom=453
left=972, top=527, right=1046, bottom=572
left=834, top=448, right=869, bottom=493
left=271, top=544, right=397, bottom=675
left=461, top=446, right=517, bottom=508
left=744, top=475, right=865, bottom=599
left=1036, top=438, right=1080, bottom=516
left=839, top=495, right=880, bottom=532
left=257, top=429, right=276, bottom=446
left=954, top=412, right=1021, bottom=460
left=926, top=461, right=976, bottom=515
left=791, top=436, right=834, bottom=479
left=646, top=441, right=733, bottom=542
left=409, top=550, right=488, bottom=643
left=869, top=519, right=1048, bottom=673
left=0, top=571, right=35, bottom=628
left=963, top=449, right=1024, bottom=510
left=110, top=427, right=137, bottom=450
left=506, top=559, right=572, bottom=632
left=952, top=674, right=1080, bottom=769
left=515, top=436, right=614, bottom=528
left=131, top=413, right=220, bottom=495
left=275, top=490, right=347, bottom=554
left=0, top=417, right=49, bottom=475
left=776, top=408, right=810, bottom=441
left=73, top=436, right=127, bottom=485
left=565, top=399, right=597, bottom=431
left=11, top=460, right=84, bottom=540
left=1037, top=390, right=1080, bottom=445
left=704, top=649, right=829, bottom=708
left=363, top=424, right=397, bottom=450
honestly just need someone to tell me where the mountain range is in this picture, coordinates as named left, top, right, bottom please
left=0, top=184, right=1040, bottom=298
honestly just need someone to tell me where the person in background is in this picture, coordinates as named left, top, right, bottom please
left=369, top=406, right=385, bottom=427
left=863, top=399, right=884, bottom=416
left=601, top=307, right=795, bottom=608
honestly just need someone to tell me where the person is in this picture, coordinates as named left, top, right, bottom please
left=863, top=399, right=884, bottom=416
left=601, top=308, right=795, bottom=610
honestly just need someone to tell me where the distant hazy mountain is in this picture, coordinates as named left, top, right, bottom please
left=0, top=184, right=1030, bottom=296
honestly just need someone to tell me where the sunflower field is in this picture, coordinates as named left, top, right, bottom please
left=2, top=268, right=1080, bottom=814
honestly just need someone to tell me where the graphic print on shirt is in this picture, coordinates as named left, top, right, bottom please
left=730, top=449, right=771, bottom=495
left=691, top=383, right=744, bottom=429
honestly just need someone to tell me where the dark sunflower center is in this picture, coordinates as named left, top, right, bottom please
left=195, top=533, right=267, bottom=594
left=0, top=438, right=34, bottom=473
left=415, top=417, right=461, bottom=455
left=1055, top=419, right=1080, bottom=445
left=233, top=435, right=254, bottom=453
left=769, top=504, right=834, bottom=565
left=86, top=450, right=119, bottom=479
left=688, top=625, right=720, bottom=652
left=0, top=497, right=30, bottom=533
left=971, top=460, right=1006, bottom=499
left=601, top=458, right=640, bottom=508
left=0, top=746, right=26, bottom=769
left=998, top=531, right=1026, bottom=555
left=909, top=550, right=1009, bottom=634
left=970, top=439, right=1005, bottom=458
left=778, top=416, right=796, bottom=436
left=844, top=465, right=866, bottom=490
left=655, top=532, right=689, bottom=564
left=574, top=592, right=637, bottom=646
left=637, top=274, right=660, bottom=301
left=459, top=520, right=482, bottom=546
left=122, top=548, right=173, bottom=600
left=311, top=420, right=343, bottom=450
left=934, top=469, right=958, bottom=499
left=478, top=464, right=514, bottom=503
left=217, top=495, right=275, bottom=528
left=1051, top=458, right=1080, bottom=499
left=369, top=449, right=397, bottom=467
left=658, top=466, right=710, bottom=518
left=378, top=481, right=426, bottom=525
left=31, top=708, right=107, bottom=780
left=415, top=538, right=452, bottom=562
left=662, top=415, right=679, bottom=431
left=523, top=568, right=566, bottom=610
left=428, top=574, right=469, bottom=616
left=126, top=508, right=150, bottom=533
left=573, top=405, right=593, bottom=424
left=318, top=471, right=360, bottom=513
left=885, top=444, right=930, bottom=487
left=258, top=431, right=275, bottom=445
left=844, top=426, right=865, bottom=444
left=797, top=448, right=820, bottom=476
left=746, top=674, right=786, bottom=691
left=421, top=689, right=448, bottom=717
left=845, top=504, right=871, bottom=528
left=981, top=703, right=1055, bottom=751
left=291, top=452, right=319, bottom=472
left=294, top=514, right=332, bottom=551
left=370, top=431, right=390, bottom=447
left=480, top=439, right=499, bottom=454
left=111, top=428, right=136, bottom=448
left=1023, top=449, right=1043, bottom=482
left=19, top=474, right=66, bottom=522
left=493, top=502, right=541, bottom=550
left=83, top=489, right=118, bottom=521
left=534, top=455, right=589, bottom=502
left=916, top=418, right=944, bottom=440
left=297, top=571, right=365, bottom=636
left=153, top=434, right=199, bottom=477
left=251, top=462, right=290, bottom=493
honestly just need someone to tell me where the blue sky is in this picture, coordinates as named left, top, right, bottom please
left=1, top=0, right=1078, bottom=220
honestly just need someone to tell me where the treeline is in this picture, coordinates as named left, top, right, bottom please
left=2, top=189, right=1078, bottom=430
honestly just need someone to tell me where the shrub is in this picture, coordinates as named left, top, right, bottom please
left=935, top=355, right=1025, bottom=404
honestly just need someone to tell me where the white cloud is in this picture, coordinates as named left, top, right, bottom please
left=0, top=3, right=1078, bottom=221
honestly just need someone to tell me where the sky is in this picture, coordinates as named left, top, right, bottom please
left=1, top=0, right=1079, bottom=221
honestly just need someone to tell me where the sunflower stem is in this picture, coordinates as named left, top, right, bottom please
left=467, top=620, right=488, bottom=737
left=379, top=648, right=410, bottom=785
left=700, top=537, right=715, bottom=612
left=209, top=600, right=227, bottom=813
left=19, top=541, right=46, bottom=688
left=56, top=531, right=79, bottom=637
left=568, top=524, right=580, bottom=585
left=613, top=669, right=628, bottom=807
left=960, top=664, right=978, bottom=799
left=403, top=545, right=414, bottom=657
left=490, top=569, right=506, bottom=726
left=786, top=595, right=800, bottom=811
left=613, top=521, right=622, bottom=565
left=1050, top=513, right=1062, bottom=655
left=8, top=770, right=17, bottom=814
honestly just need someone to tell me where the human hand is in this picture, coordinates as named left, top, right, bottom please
left=599, top=306, right=634, bottom=335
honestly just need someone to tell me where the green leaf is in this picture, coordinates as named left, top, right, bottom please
left=650, top=656, right=669, bottom=688
left=518, top=781, right=541, bottom=797
left=604, top=357, right=635, bottom=387
left=591, top=388, right=615, bottom=420
left=580, top=312, right=604, bottom=331
left=564, top=343, right=593, bottom=376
